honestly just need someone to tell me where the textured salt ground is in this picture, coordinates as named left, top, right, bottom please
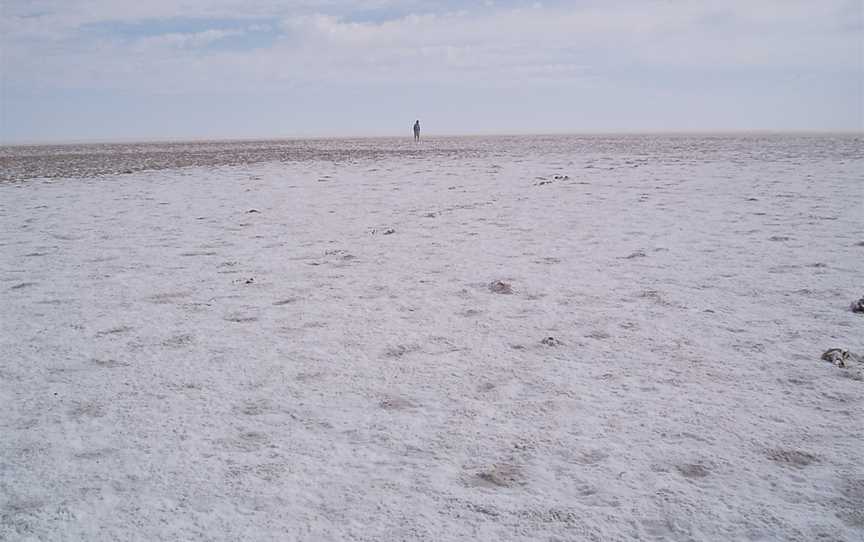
left=0, top=136, right=862, bottom=541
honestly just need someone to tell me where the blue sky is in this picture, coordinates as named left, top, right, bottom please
left=1, top=0, right=861, bottom=142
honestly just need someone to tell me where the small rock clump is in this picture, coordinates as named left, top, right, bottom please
left=821, top=349, right=861, bottom=369
left=541, top=336, right=562, bottom=347
left=489, top=281, right=513, bottom=295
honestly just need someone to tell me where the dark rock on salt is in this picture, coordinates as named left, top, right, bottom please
left=541, top=337, right=562, bottom=347
left=821, top=349, right=861, bottom=368
left=489, top=281, right=513, bottom=294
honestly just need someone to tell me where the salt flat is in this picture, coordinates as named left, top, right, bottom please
left=1, top=135, right=862, bottom=541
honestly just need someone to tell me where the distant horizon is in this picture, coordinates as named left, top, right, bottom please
left=3, top=129, right=862, bottom=147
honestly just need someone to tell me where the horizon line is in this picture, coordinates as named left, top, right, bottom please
left=2, top=129, right=861, bottom=147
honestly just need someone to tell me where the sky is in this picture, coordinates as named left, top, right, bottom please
left=1, top=0, right=862, bottom=142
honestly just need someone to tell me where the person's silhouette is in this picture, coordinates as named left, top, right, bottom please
left=413, top=120, right=420, bottom=142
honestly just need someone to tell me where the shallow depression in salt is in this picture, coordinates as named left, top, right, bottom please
left=1, top=135, right=862, bottom=541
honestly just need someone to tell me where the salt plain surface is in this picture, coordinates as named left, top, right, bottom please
left=1, top=135, right=862, bottom=541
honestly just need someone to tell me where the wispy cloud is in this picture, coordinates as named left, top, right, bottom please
left=128, top=28, right=245, bottom=51
left=6, top=3, right=856, bottom=88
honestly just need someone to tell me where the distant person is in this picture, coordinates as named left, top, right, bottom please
left=413, top=120, right=421, bottom=142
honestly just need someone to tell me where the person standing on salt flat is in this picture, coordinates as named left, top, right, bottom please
left=413, top=120, right=421, bottom=142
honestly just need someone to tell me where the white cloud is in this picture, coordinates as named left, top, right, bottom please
left=2, top=1, right=860, bottom=93
left=131, top=29, right=245, bottom=51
